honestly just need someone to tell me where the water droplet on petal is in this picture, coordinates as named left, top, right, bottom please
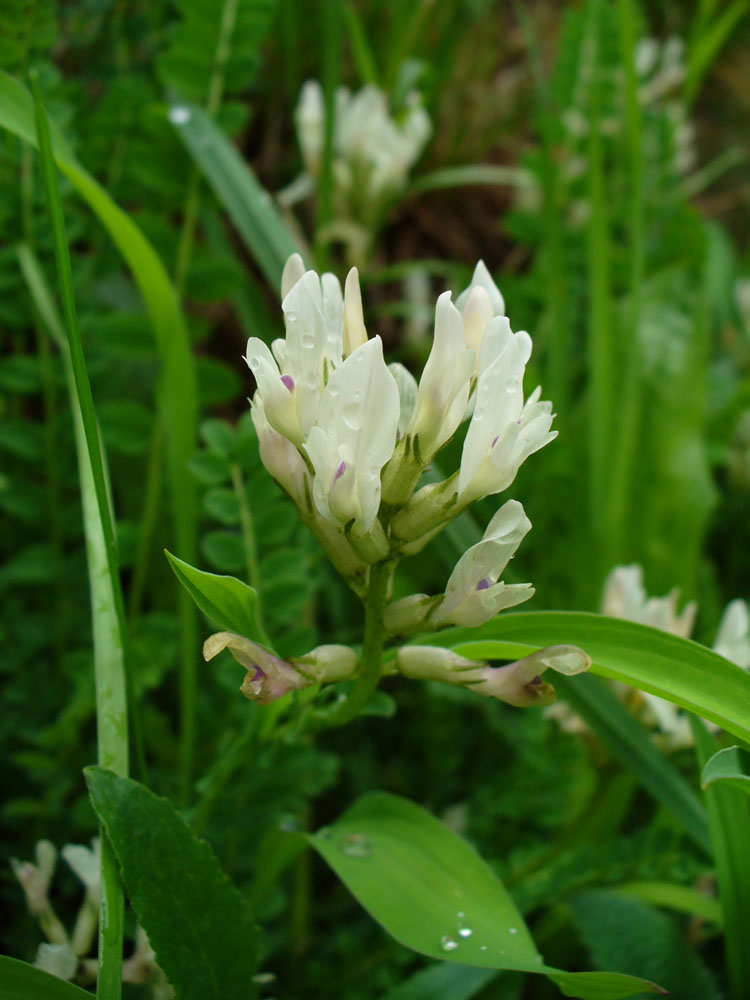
left=505, top=378, right=519, bottom=394
left=301, top=332, right=315, bottom=349
left=249, top=356, right=261, bottom=368
left=343, top=404, right=363, bottom=429
left=440, top=936, right=459, bottom=952
left=474, top=406, right=485, bottom=420
left=341, top=833, right=372, bottom=858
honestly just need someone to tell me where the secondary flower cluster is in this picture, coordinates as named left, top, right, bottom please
left=206, top=254, right=563, bottom=709
left=548, top=564, right=750, bottom=746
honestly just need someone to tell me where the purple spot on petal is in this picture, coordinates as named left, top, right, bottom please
left=250, top=664, right=264, bottom=681
left=491, top=435, right=499, bottom=449
left=334, top=460, right=347, bottom=482
left=516, top=418, right=522, bottom=425
left=529, top=675, right=543, bottom=685
left=281, top=374, right=295, bottom=392
left=476, top=578, right=490, bottom=591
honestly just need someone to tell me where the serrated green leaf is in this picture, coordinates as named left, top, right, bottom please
left=309, top=793, right=663, bottom=998
left=0, top=956, right=93, bottom=1000
left=165, top=549, right=268, bottom=644
left=85, top=767, right=261, bottom=1000
left=701, top=745, right=750, bottom=794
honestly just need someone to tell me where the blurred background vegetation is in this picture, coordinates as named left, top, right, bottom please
left=1, top=1, right=750, bottom=996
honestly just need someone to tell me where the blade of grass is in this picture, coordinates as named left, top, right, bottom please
left=553, top=673, right=710, bottom=854
left=685, top=0, right=750, bottom=105
left=606, top=0, right=644, bottom=560
left=0, top=69, right=199, bottom=803
left=585, top=0, right=614, bottom=575
left=170, top=102, right=300, bottom=289
left=691, top=719, right=750, bottom=999
left=30, top=70, right=128, bottom=1000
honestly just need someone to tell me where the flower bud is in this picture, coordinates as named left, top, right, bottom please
left=203, top=632, right=309, bottom=704
left=383, top=594, right=441, bottom=635
left=396, top=646, right=486, bottom=683
left=292, top=644, right=358, bottom=683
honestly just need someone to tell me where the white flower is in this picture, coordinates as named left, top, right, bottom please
left=713, top=599, right=750, bottom=670
left=601, top=565, right=696, bottom=638
left=404, top=291, right=475, bottom=460
left=305, top=338, right=399, bottom=534
left=245, top=265, right=366, bottom=447
left=457, top=318, right=556, bottom=505
left=432, top=500, right=534, bottom=627
left=61, top=839, right=100, bottom=899
left=455, top=260, right=506, bottom=355
left=250, top=395, right=308, bottom=507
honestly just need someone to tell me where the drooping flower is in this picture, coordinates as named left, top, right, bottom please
left=305, top=337, right=400, bottom=535
left=203, top=633, right=309, bottom=704
left=457, top=318, right=556, bottom=506
left=395, top=644, right=590, bottom=706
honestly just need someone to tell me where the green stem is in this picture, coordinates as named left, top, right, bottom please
left=128, top=420, right=165, bottom=622
left=323, top=559, right=391, bottom=727
left=230, top=462, right=261, bottom=601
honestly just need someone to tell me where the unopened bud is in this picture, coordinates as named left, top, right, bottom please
left=383, top=594, right=441, bottom=635
left=396, top=646, right=486, bottom=683
left=292, top=644, right=358, bottom=683
left=390, top=474, right=459, bottom=550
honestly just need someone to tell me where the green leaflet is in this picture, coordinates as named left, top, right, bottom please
left=309, top=792, right=664, bottom=998
left=421, top=611, right=750, bottom=743
left=701, top=745, right=750, bottom=795
left=165, top=549, right=269, bottom=646
left=85, top=768, right=261, bottom=1000
left=0, top=957, right=94, bottom=1000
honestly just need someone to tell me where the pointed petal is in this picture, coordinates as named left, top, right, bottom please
left=343, top=267, right=368, bottom=356
left=281, top=253, right=306, bottom=299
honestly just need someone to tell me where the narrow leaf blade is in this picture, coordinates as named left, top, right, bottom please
left=701, top=745, right=750, bottom=794
left=0, top=957, right=94, bottom=1000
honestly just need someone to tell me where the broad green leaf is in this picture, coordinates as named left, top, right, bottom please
left=692, top=720, right=750, bottom=1000
left=701, top=745, right=750, bottom=795
left=309, top=793, right=663, bottom=998
left=170, top=102, right=299, bottom=290
left=553, top=674, right=709, bottom=853
left=165, top=550, right=268, bottom=645
left=0, top=957, right=93, bottom=1000
left=425, top=611, right=750, bottom=744
left=85, top=767, right=260, bottom=1000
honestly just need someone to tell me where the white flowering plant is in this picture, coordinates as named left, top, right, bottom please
left=174, top=252, right=595, bottom=728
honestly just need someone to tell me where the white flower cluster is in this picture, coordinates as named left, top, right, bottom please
left=550, top=564, right=750, bottom=746
left=295, top=81, right=431, bottom=209
left=246, top=254, right=556, bottom=626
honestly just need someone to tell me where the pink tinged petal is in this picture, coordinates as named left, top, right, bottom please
left=281, top=374, right=295, bottom=392
left=203, top=632, right=309, bottom=704
left=407, top=291, right=475, bottom=459
left=250, top=395, right=308, bottom=505
left=246, top=338, right=303, bottom=445
left=473, top=644, right=591, bottom=706
left=343, top=267, right=368, bottom=356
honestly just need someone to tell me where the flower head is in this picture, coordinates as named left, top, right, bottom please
left=203, top=632, right=309, bottom=704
